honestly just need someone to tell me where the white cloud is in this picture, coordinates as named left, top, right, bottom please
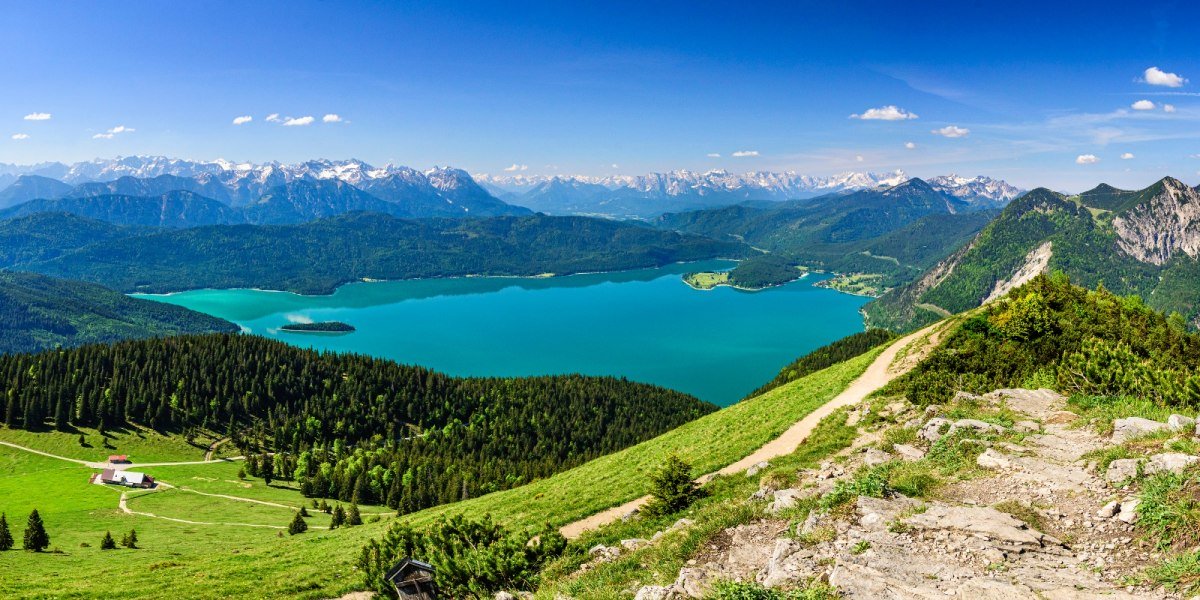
left=93, top=125, right=134, bottom=139
left=706, top=153, right=720, bottom=158
left=1075, top=154, right=1099, bottom=165
left=931, top=125, right=969, bottom=138
left=1120, top=152, right=1135, bottom=159
left=282, top=116, right=315, bottom=127
left=855, top=155, right=864, bottom=162
left=850, top=105, right=918, bottom=120
left=1131, top=99, right=1156, bottom=110
left=611, top=164, right=619, bottom=169
left=904, top=141, right=916, bottom=149
left=731, top=150, right=760, bottom=157
left=265, top=113, right=282, bottom=123
left=1164, top=104, right=1177, bottom=113
left=503, top=164, right=528, bottom=172
left=23, top=112, right=51, bottom=121
left=322, top=114, right=343, bottom=123
left=1142, top=66, right=1187, bottom=88
left=11, top=133, right=29, bottom=140
left=232, top=115, right=253, bottom=125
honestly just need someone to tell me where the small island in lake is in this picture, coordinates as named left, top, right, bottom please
left=279, top=321, right=356, bottom=333
left=684, top=254, right=807, bottom=291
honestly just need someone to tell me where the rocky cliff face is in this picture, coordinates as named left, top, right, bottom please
left=1114, top=177, right=1200, bottom=265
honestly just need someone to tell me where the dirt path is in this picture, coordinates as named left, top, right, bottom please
left=559, top=322, right=947, bottom=539
left=0, top=438, right=249, bottom=469
left=204, top=436, right=230, bottom=461
left=117, top=490, right=328, bottom=530
left=0, top=440, right=93, bottom=465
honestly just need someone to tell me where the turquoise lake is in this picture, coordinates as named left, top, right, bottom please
left=135, top=260, right=869, bottom=406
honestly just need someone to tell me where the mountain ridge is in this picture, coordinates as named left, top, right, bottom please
left=865, top=175, right=1200, bottom=330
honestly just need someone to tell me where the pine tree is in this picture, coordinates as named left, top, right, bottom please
left=262, top=453, right=274, bottom=486
left=299, top=506, right=310, bottom=518
left=0, top=512, right=13, bottom=551
left=100, top=531, right=116, bottom=550
left=347, top=503, right=362, bottom=526
left=643, top=454, right=701, bottom=518
left=23, top=509, right=49, bottom=552
left=330, top=504, right=346, bottom=529
left=287, top=511, right=308, bottom=535
left=121, top=528, right=138, bottom=549
left=319, top=499, right=330, bottom=513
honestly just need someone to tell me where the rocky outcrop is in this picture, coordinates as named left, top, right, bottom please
left=985, top=240, right=1052, bottom=303
left=1111, top=416, right=1169, bottom=443
left=641, top=388, right=1182, bottom=599
left=1113, top=177, right=1200, bottom=265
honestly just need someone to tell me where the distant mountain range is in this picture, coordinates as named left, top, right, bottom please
left=0, top=159, right=532, bottom=226
left=864, top=176, right=1200, bottom=330
left=656, top=177, right=999, bottom=293
left=0, top=158, right=1025, bottom=222
left=477, top=170, right=1024, bottom=217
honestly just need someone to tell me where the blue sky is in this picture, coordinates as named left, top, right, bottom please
left=1, top=1, right=1198, bottom=190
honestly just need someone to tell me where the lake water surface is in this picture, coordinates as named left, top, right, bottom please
left=136, top=261, right=869, bottom=406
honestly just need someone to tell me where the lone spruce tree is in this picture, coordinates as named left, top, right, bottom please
left=0, top=512, right=13, bottom=550
left=288, top=511, right=308, bottom=535
left=347, top=503, right=362, bottom=526
left=643, top=454, right=702, bottom=518
left=23, top=509, right=49, bottom=552
left=100, top=531, right=116, bottom=550
left=330, top=504, right=346, bottom=529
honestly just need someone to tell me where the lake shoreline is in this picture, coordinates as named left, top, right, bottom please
left=134, top=261, right=870, bottom=406
left=132, top=257, right=750, bottom=299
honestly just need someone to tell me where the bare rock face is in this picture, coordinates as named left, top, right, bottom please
left=1167, top=414, right=1196, bottom=432
left=745, top=461, right=770, bottom=477
left=1106, top=458, right=1142, bottom=485
left=1143, top=453, right=1200, bottom=476
left=633, top=586, right=669, bottom=600
left=1111, top=417, right=1168, bottom=443
left=904, top=504, right=1067, bottom=554
left=976, top=448, right=1013, bottom=470
left=1113, top=177, right=1200, bottom=265
left=893, top=443, right=926, bottom=461
left=861, top=448, right=893, bottom=467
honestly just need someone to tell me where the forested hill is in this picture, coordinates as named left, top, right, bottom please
left=0, top=271, right=238, bottom=354
left=655, top=179, right=996, bottom=295
left=0, top=212, right=748, bottom=294
left=0, top=333, right=716, bottom=513
left=864, top=177, right=1200, bottom=331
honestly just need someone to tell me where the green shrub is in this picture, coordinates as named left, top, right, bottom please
left=359, top=514, right=566, bottom=599
left=644, top=454, right=704, bottom=518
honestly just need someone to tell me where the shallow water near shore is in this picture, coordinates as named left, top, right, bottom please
left=136, top=260, right=869, bottom=406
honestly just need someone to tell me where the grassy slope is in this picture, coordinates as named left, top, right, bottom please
left=0, top=425, right=220, bottom=463
left=397, top=350, right=878, bottom=529
left=2, top=350, right=883, bottom=597
left=0, top=349, right=877, bottom=599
